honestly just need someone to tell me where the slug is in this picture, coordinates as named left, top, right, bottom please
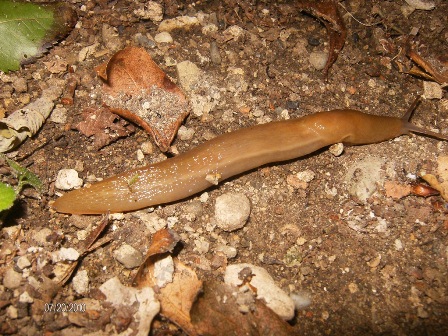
left=52, top=99, right=447, bottom=215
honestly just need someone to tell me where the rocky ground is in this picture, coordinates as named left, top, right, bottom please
left=1, top=0, right=447, bottom=335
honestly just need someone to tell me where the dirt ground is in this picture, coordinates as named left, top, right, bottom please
left=1, top=0, right=447, bottom=335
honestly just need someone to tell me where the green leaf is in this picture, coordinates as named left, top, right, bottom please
left=0, top=182, right=16, bottom=211
left=0, top=0, right=77, bottom=73
left=1, top=154, right=43, bottom=193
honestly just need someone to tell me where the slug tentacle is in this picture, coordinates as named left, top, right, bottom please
left=401, top=96, right=448, bottom=141
left=52, top=103, right=447, bottom=215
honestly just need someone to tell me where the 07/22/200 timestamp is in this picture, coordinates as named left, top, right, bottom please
left=44, top=302, right=86, bottom=313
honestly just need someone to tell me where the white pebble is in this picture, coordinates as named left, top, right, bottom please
left=215, top=244, right=238, bottom=258
left=177, top=126, right=195, bottom=140
left=6, top=306, right=18, bottom=319
left=3, top=268, right=22, bottom=289
left=55, top=169, right=83, bottom=190
left=423, top=81, right=443, bottom=99
left=158, top=16, right=199, bottom=32
left=290, top=291, right=312, bottom=309
left=296, top=170, right=315, bottom=183
left=19, top=291, right=34, bottom=303
left=141, top=141, right=153, bottom=154
left=53, top=247, right=80, bottom=262
left=224, top=263, right=295, bottom=320
left=136, top=149, right=145, bottom=162
left=50, top=107, right=67, bottom=124
left=16, top=256, right=31, bottom=269
left=154, top=31, right=173, bottom=44
left=114, top=244, right=143, bottom=269
left=329, top=143, right=344, bottom=156
left=215, top=193, right=251, bottom=231
left=405, top=0, right=435, bottom=10
left=72, top=270, right=89, bottom=295
left=134, top=1, right=163, bottom=22
left=154, top=255, right=174, bottom=288
left=309, top=51, right=328, bottom=70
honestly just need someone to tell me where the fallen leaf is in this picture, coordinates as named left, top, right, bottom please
left=96, top=46, right=190, bottom=152
left=0, top=1, right=77, bottom=73
left=134, top=229, right=201, bottom=335
left=190, top=282, right=294, bottom=336
left=0, top=82, right=63, bottom=152
left=296, top=0, right=347, bottom=77
left=384, top=181, right=412, bottom=199
left=100, top=276, right=160, bottom=336
left=75, top=107, right=135, bottom=149
left=133, top=228, right=181, bottom=286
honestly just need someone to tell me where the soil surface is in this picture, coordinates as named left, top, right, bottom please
left=1, top=0, right=447, bottom=335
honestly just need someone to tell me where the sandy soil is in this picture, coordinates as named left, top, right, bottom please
left=1, top=0, right=447, bottom=335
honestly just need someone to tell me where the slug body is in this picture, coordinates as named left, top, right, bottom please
left=52, top=108, right=440, bottom=215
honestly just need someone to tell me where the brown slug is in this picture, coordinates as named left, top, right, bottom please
left=52, top=99, right=447, bottom=214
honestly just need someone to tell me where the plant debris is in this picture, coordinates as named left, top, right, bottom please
left=75, top=107, right=135, bottom=149
left=0, top=0, right=77, bottom=73
left=95, top=46, right=190, bottom=152
left=295, top=0, right=347, bottom=77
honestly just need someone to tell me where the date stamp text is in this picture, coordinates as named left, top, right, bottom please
left=44, top=302, right=86, bottom=313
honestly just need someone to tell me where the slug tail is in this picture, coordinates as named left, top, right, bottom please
left=401, top=96, right=448, bottom=141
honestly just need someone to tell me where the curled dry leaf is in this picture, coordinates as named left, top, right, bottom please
left=134, top=229, right=201, bottom=335
left=190, top=282, right=294, bottom=336
left=410, top=183, right=440, bottom=197
left=296, top=0, right=347, bottom=77
left=75, top=107, right=135, bottom=149
left=394, top=38, right=448, bottom=85
left=96, top=46, right=190, bottom=152
left=0, top=83, right=63, bottom=152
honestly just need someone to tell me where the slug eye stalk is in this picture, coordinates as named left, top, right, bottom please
left=401, top=96, right=448, bottom=141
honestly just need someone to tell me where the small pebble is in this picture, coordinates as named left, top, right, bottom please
left=6, top=306, right=18, bottom=319
left=297, top=170, right=315, bottom=183
left=176, top=60, right=202, bottom=92
left=72, top=270, right=89, bottom=295
left=137, top=149, right=145, bottom=162
left=177, top=126, right=195, bottom=140
left=154, top=255, right=174, bottom=288
left=158, top=16, right=199, bottom=32
left=225, top=263, right=295, bottom=320
left=154, top=32, right=173, bottom=44
left=114, top=244, right=143, bottom=269
left=53, top=247, right=80, bottom=262
left=19, top=291, right=34, bottom=303
left=3, top=267, right=22, bottom=289
left=215, top=244, right=238, bottom=258
left=222, top=25, right=245, bottom=40
left=423, top=81, right=443, bottom=100
left=309, top=51, right=328, bottom=70
left=55, top=169, right=83, bottom=190
left=32, top=228, right=53, bottom=246
left=50, top=107, right=67, bottom=124
left=141, top=141, right=153, bottom=154
left=12, top=77, right=27, bottom=93
left=134, top=1, right=163, bottom=22
left=329, top=143, right=344, bottom=156
left=16, top=256, right=31, bottom=270
left=290, top=291, right=312, bottom=309
left=214, top=193, right=251, bottom=231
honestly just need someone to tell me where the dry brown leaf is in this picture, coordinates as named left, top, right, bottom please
left=296, top=0, right=347, bottom=77
left=75, top=107, right=135, bottom=149
left=133, top=228, right=180, bottom=286
left=96, top=46, right=190, bottom=152
left=133, top=229, right=201, bottom=335
left=158, top=259, right=202, bottom=335
left=190, top=281, right=294, bottom=336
